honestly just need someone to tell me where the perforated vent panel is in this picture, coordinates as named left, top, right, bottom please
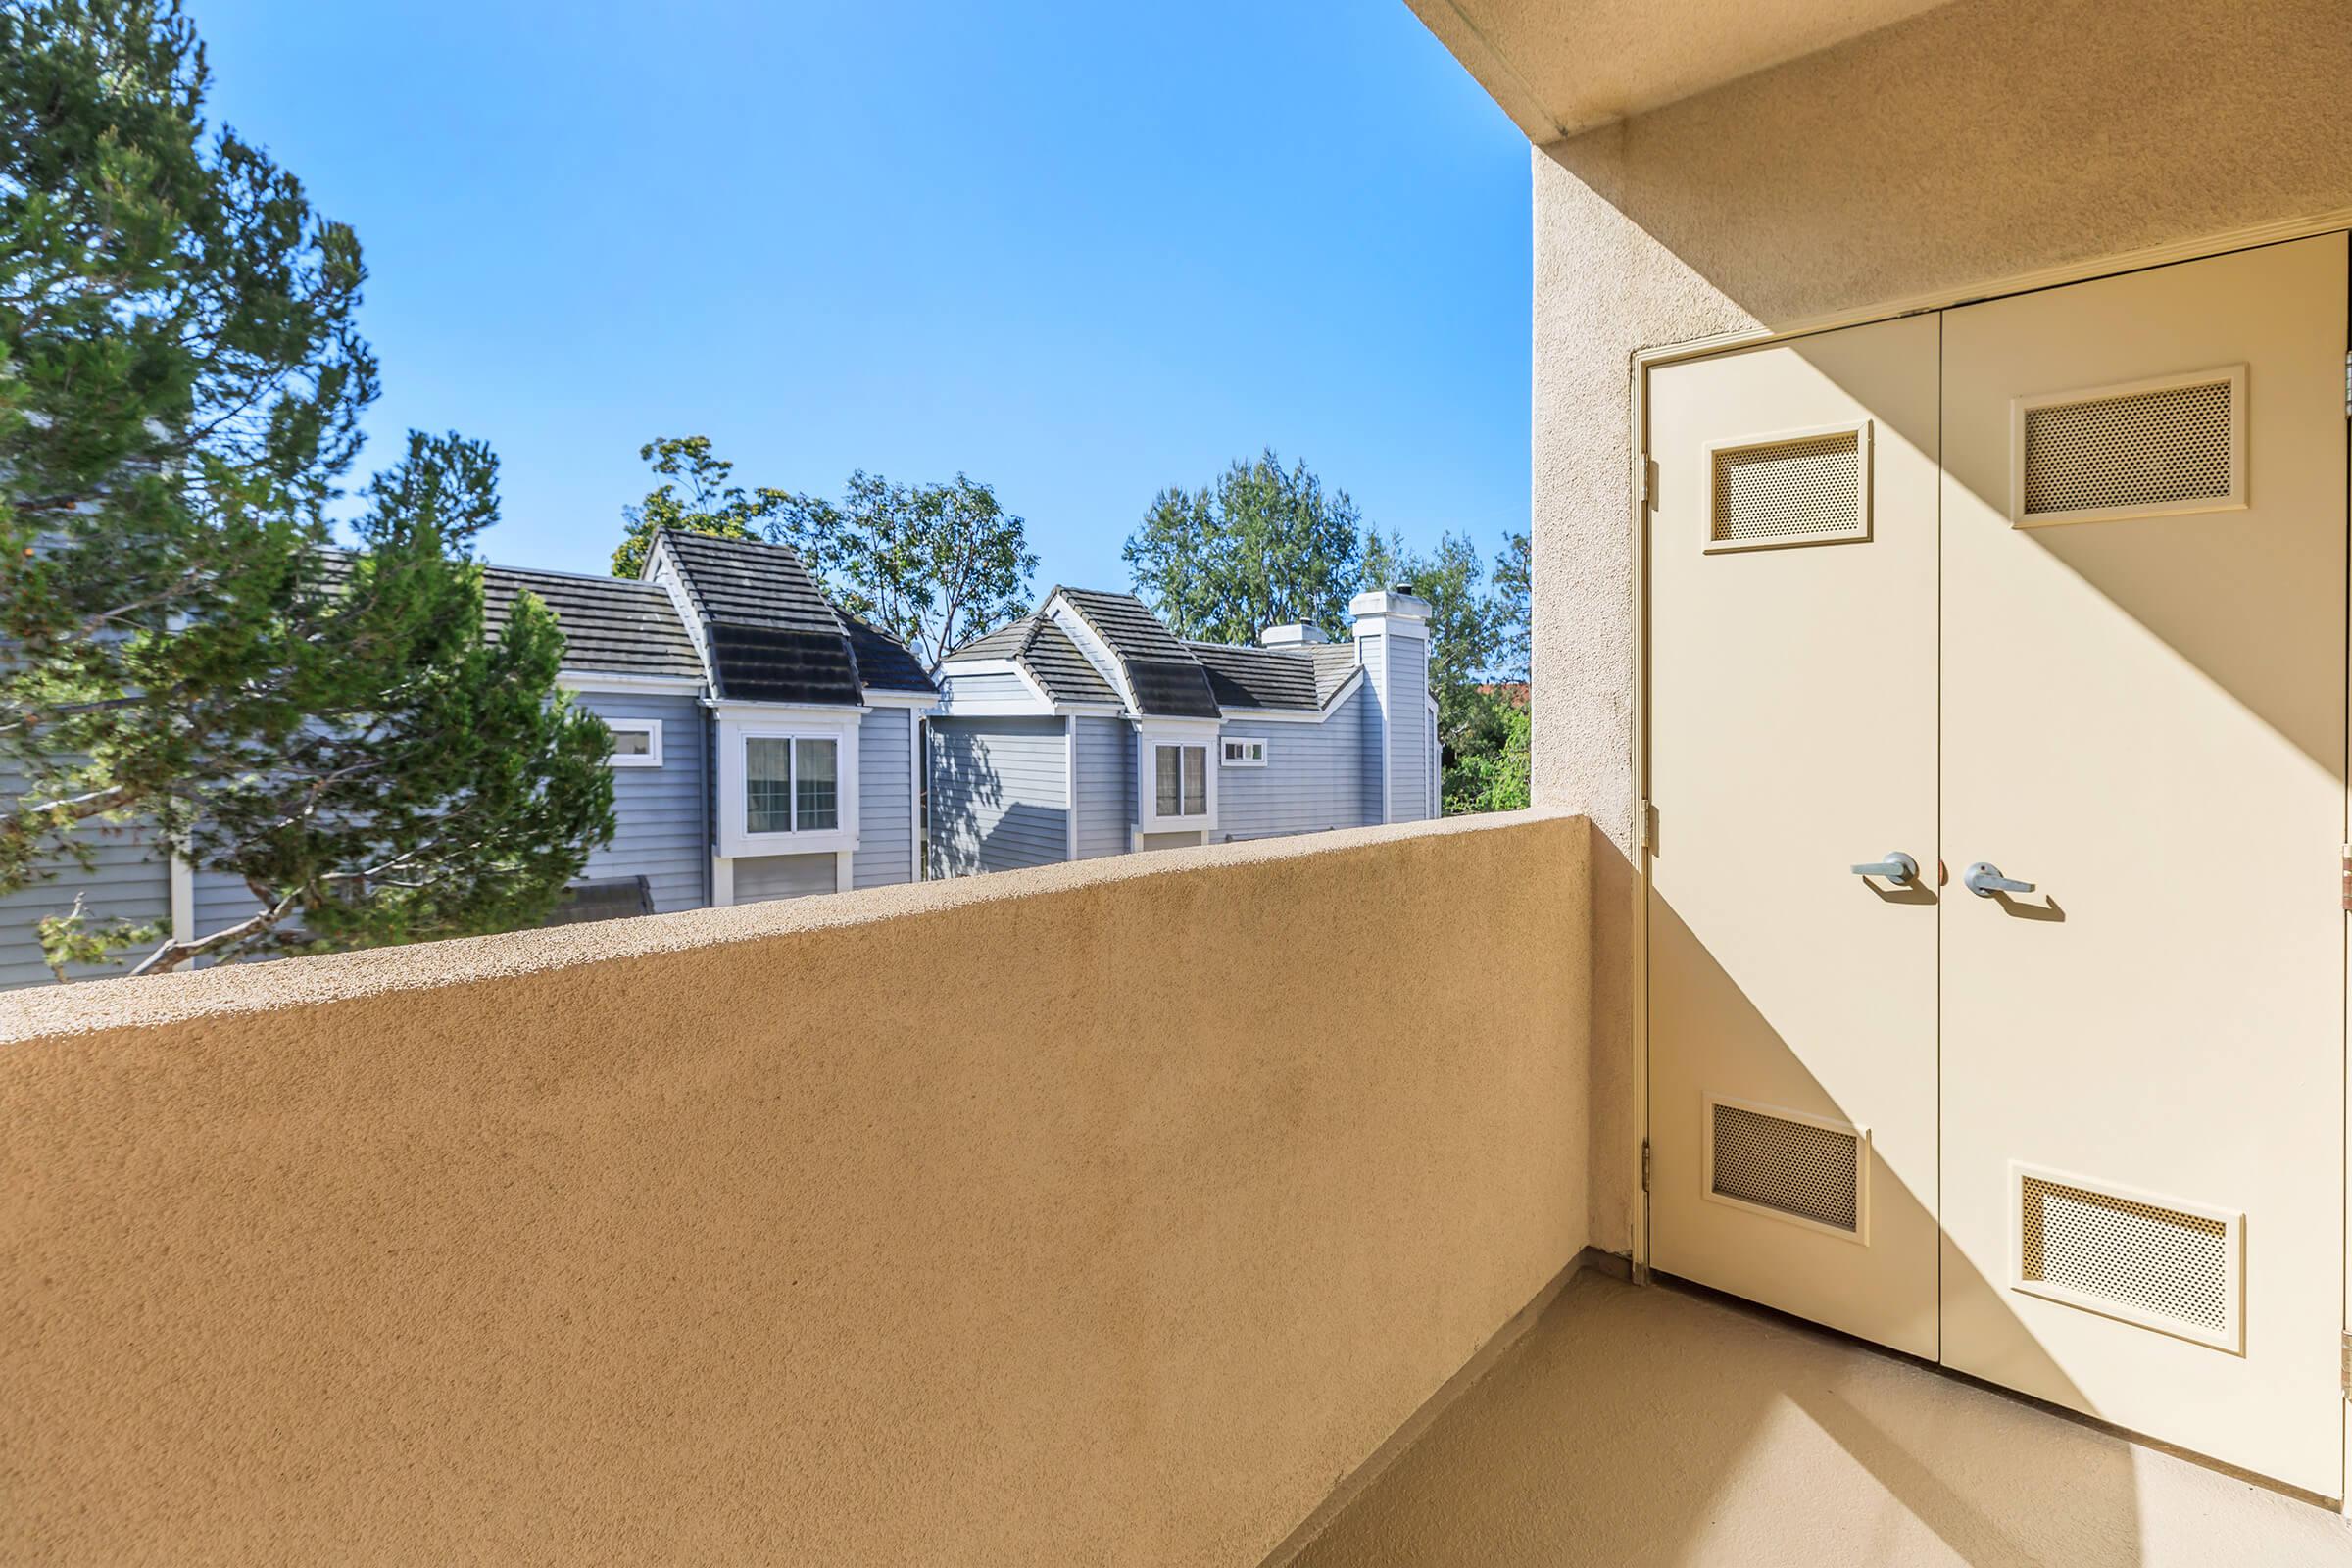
left=1709, top=1102, right=1861, bottom=1232
left=1711, top=430, right=1864, bottom=545
left=2021, top=377, right=2234, bottom=518
left=2019, top=1176, right=2230, bottom=1335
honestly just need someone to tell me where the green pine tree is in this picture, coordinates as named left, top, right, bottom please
left=1123, top=450, right=1364, bottom=643
left=0, top=0, right=614, bottom=976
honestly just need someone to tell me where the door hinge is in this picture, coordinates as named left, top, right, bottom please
left=1639, top=800, right=1658, bottom=856
left=1641, top=1139, right=1652, bottom=1194
left=2342, top=351, right=2350, bottom=417
left=2340, top=1330, right=2350, bottom=1397
left=2340, top=844, right=2350, bottom=912
left=1639, top=457, right=1657, bottom=509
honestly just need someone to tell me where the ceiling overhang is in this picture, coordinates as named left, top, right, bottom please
left=1405, top=0, right=1957, bottom=141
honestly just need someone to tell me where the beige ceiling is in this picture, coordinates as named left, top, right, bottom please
left=1406, top=0, right=1958, bottom=140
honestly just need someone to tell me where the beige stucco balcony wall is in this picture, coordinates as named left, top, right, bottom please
left=0, top=811, right=1589, bottom=1566
left=1446, top=0, right=2352, bottom=1255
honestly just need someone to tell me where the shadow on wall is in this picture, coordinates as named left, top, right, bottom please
left=977, top=805, right=1070, bottom=874
left=1275, top=878, right=2149, bottom=1567
left=925, top=726, right=1004, bottom=880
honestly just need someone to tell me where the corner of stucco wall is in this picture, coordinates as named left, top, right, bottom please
left=1529, top=129, right=1753, bottom=1253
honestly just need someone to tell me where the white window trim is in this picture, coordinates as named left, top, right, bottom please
left=714, top=706, right=861, bottom=858
left=1136, top=719, right=1220, bottom=834
left=604, top=717, right=664, bottom=768
left=1220, top=736, right=1268, bottom=768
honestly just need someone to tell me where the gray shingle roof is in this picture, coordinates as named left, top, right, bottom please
left=656, top=530, right=842, bottom=635
left=481, top=565, right=704, bottom=680
left=840, top=612, right=938, bottom=695
left=1304, top=642, right=1364, bottom=706
left=654, top=529, right=936, bottom=702
left=1182, top=641, right=1320, bottom=710
left=951, top=592, right=1364, bottom=718
left=1050, top=589, right=1219, bottom=718
left=946, top=614, right=1119, bottom=706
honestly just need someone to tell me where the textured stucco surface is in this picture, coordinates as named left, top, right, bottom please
left=1520, top=0, right=2352, bottom=1250
left=1289, top=1272, right=2352, bottom=1566
left=0, top=812, right=1589, bottom=1566
left=1404, top=0, right=1950, bottom=138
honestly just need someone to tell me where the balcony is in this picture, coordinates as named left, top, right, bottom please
left=5, top=808, right=2343, bottom=1563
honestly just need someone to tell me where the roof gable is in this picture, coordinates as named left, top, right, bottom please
left=1046, top=588, right=1218, bottom=719
left=653, top=530, right=843, bottom=635
left=649, top=529, right=934, bottom=702
left=945, top=590, right=1367, bottom=720
left=940, top=614, right=1120, bottom=708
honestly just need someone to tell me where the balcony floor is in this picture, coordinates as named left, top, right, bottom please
left=1287, top=1270, right=2351, bottom=1567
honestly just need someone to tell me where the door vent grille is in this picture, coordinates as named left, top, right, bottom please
left=2012, top=1165, right=2242, bottom=1350
left=1707, top=1100, right=1863, bottom=1236
left=2013, top=367, right=2244, bottom=526
left=1706, top=422, right=1870, bottom=551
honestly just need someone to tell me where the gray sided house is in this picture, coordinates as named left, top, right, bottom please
left=0, top=529, right=933, bottom=989
left=626, top=529, right=936, bottom=908
left=927, top=587, right=1436, bottom=878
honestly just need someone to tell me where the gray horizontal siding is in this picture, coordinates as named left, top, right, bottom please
left=853, top=707, right=916, bottom=890
left=0, top=761, right=172, bottom=989
left=935, top=669, right=1039, bottom=714
left=1384, top=634, right=1430, bottom=824
left=1216, top=685, right=1375, bottom=842
left=733, top=852, right=837, bottom=903
left=189, top=867, right=261, bottom=967
left=1359, top=636, right=1387, bottom=816
left=928, top=716, right=1067, bottom=878
left=1072, top=717, right=1131, bottom=859
left=572, top=692, right=709, bottom=914
left=1428, top=704, right=1440, bottom=819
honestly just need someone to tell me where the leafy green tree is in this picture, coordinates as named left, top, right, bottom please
left=1123, top=449, right=1363, bottom=643
left=610, top=435, right=793, bottom=577
left=612, top=437, right=1037, bottom=667
left=1492, top=530, right=1531, bottom=683
left=0, top=1, right=614, bottom=975
left=1443, top=691, right=1531, bottom=814
left=775, top=469, right=1037, bottom=665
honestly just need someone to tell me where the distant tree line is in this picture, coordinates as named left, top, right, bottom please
left=612, top=436, right=1036, bottom=668
left=1125, top=450, right=1532, bottom=814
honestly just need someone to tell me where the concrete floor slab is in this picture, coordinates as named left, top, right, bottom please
left=1286, top=1271, right=2352, bottom=1567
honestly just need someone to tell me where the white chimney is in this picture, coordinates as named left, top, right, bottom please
left=1349, top=587, right=1435, bottom=824
left=1258, top=622, right=1328, bottom=647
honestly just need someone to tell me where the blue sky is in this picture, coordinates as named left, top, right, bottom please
left=190, top=1, right=1531, bottom=594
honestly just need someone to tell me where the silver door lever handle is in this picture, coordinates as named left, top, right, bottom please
left=1850, top=851, right=1919, bottom=886
left=1962, top=860, right=2034, bottom=898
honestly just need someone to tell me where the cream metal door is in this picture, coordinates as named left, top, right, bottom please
left=1646, top=314, right=1943, bottom=1358
left=1938, top=235, right=2348, bottom=1494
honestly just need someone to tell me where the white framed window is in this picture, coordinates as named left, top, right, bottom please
left=1153, top=743, right=1208, bottom=816
left=744, top=734, right=840, bottom=834
left=605, top=718, right=663, bottom=768
left=1136, top=720, right=1219, bottom=835
left=715, top=708, right=862, bottom=858
left=1220, top=737, right=1267, bottom=768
